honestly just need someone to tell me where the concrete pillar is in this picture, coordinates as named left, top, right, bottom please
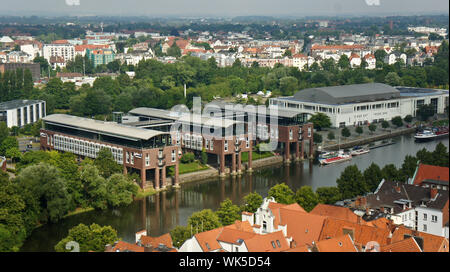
left=237, top=152, right=242, bottom=175
left=301, top=140, right=305, bottom=160
left=285, top=141, right=291, bottom=163
left=174, top=163, right=180, bottom=187
left=161, top=166, right=167, bottom=189
left=309, top=137, right=314, bottom=160
left=219, top=153, right=226, bottom=177
left=154, top=168, right=160, bottom=190
left=140, top=168, right=146, bottom=189
left=248, top=141, right=253, bottom=173
left=295, top=141, right=300, bottom=161
left=231, top=153, right=237, bottom=175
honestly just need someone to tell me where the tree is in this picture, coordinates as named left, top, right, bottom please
left=381, top=120, right=390, bottom=129
left=167, top=43, right=181, bottom=58
left=363, top=163, right=383, bottom=192
left=416, top=104, right=435, bottom=121
left=54, top=223, right=119, bottom=252
left=78, top=164, right=108, bottom=210
left=385, top=72, right=403, bottom=86
left=0, top=122, right=10, bottom=144
left=308, top=113, right=331, bottom=131
left=180, top=152, right=195, bottom=164
left=187, top=209, right=221, bottom=233
left=341, top=127, right=351, bottom=138
left=94, top=148, right=122, bottom=179
left=391, top=116, right=403, bottom=127
left=400, top=155, right=419, bottom=182
left=5, top=147, right=21, bottom=163
left=338, top=54, right=351, bottom=70
left=215, top=199, right=241, bottom=226
left=416, top=148, right=434, bottom=165
left=355, top=126, right=363, bottom=135
left=381, top=164, right=400, bottom=181
left=267, top=183, right=295, bottom=204
left=105, top=174, right=139, bottom=208
left=279, top=76, right=298, bottom=96
left=369, top=123, right=377, bottom=134
left=432, top=142, right=449, bottom=167
left=327, top=131, right=335, bottom=141
left=313, top=133, right=323, bottom=144
left=240, top=192, right=263, bottom=213
left=336, top=165, right=368, bottom=199
left=404, top=115, right=413, bottom=123
left=170, top=226, right=191, bottom=249
left=294, top=186, right=319, bottom=212
left=0, top=136, right=18, bottom=156
left=15, top=163, right=71, bottom=224
left=316, top=187, right=342, bottom=205
left=201, top=149, right=208, bottom=165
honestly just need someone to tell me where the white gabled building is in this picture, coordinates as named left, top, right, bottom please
left=270, top=83, right=449, bottom=128
left=0, top=100, right=46, bottom=128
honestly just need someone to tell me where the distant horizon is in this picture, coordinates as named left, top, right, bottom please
left=0, top=0, right=447, bottom=18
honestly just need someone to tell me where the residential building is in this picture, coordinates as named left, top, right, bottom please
left=0, top=63, right=41, bottom=81
left=42, top=43, right=76, bottom=68
left=86, top=48, right=115, bottom=67
left=0, top=100, right=46, bottom=128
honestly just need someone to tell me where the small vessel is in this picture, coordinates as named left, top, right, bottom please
left=415, top=127, right=449, bottom=141
left=319, top=150, right=352, bottom=165
left=350, top=146, right=370, bottom=156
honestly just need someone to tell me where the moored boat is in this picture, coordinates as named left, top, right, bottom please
left=319, top=150, right=352, bottom=165
left=415, top=126, right=449, bottom=141
left=350, top=146, right=370, bottom=156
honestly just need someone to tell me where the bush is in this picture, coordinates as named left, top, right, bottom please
left=381, top=120, right=390, bottom=129
left=327, top=131, right=335, bottom=140
left=341, top=127, right=351, bottom=138
left=404, top=115, right=413, bottom=123
left=391, top=116, right=403, bottom=127
left=180, top=152, right=195, bottom=164
left=313, top=133, right=323, bottom=144
left=355, top=126, right=363, bottom=135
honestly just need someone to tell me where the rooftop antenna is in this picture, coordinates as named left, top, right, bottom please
left=100, top=22, right=104, bottom=33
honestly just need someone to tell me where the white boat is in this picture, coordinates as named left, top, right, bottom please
left=350, top=146, right=370, bottom=156
left=319, top=150, right=352, bottom=165
left=414, top=127, right=449, bottom=141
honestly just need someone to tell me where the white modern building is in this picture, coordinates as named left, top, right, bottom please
left=42, top=44, right=75, bottom=66
left=270, top=83, right=449, bottom=128
left=0, top=100, right=46, bottom=128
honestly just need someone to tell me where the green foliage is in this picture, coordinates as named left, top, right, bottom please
left=355, top=126, right=363, bottom=135
left=391, top=116, right=403, bottom=127
left=0, top=122, right=9, bottom=143
left=369, top=123, right=377, bottom=133
left=215, top=199, right=241, bottom=226
left=240, top=192, right=263, bottom=214
left=94, top=148, right=122, bottom=178
left=267, top=183, right=295, bottom=204
left=336, top=165, right=368, bottom=200
left=416, top=104, right=436, bottom=121
left=308, top=113, right=331, bottom=131
left=0, top=136, right=18, bottom=156
left=363, top=163, right=383, bottom=192
left=381, top=120, right=390, bottom=129
left=54, top=223, right=119, bottom=252
left=327, top=131, right=335, bottom=140
left=170, top=225, right=192, bottom=249
left=180, top=152, right=195, bottom=164
left=381, top=164, right=400, bottom=181
left=313, top=133, right=323, bottom=144
left=316, top=187, right=342, bottom=205
left=187, top=209, right=222, bottom=233
left=105, top=174, right=139, bottom=208
left=404, top=115, right=413, bottom=123
left=341, top=127, right=351, bottom=138
left=294, top=186, right=319, bottom=212
left=15, top=163, right=71, bottom=224
left=201, top=149, right=208, bottom=165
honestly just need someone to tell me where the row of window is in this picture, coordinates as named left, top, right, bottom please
left=52, top=134, right=123, bottom=164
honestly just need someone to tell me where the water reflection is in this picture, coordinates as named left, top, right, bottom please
left=21, top=135, right=448, bottom=252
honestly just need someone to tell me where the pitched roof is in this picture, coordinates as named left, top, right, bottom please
left=311, top=44, right=365, bottom=51
left=310, top=204, right=364, bottom=224
left=319, top=217, right=391, bottom=248
left=140, top=233, right=174, bottom=249
left=413, top=164, right=449, bottom=186
left=283, top=245, right=310, bottom=252
left=112, top=241, right=145, bottom=252
left=194, top=228, right=223, bottom=252
left=314, top=234, right=358, bottom=252
left=244, top=231, right=290, bottom=252
left=381, top=237, right=422, bottom=252
left=216, top=228, right=256, bottom=245
left=391, top=226, right=449, bottom=252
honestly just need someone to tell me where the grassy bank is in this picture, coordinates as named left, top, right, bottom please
left=179, top=161, right=210, bottom=174
left=241, top=151, right=274, bottom=162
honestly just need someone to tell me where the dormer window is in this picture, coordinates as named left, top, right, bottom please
left=271, top=241, right=276, bottom=249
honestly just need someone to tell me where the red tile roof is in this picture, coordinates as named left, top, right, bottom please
left=381, top=237, right=422, bottom=252
left=413, top=164, right=449, bottom=186
left=391, top=226, right=449, bottom=252
left=310, top=204, right=364, bottom=224
left=314, top=234, right=358, bottom=252
left=140, top=233, right=174, bottom=249
left=244, top=231, right=290, bottom=252
left=112, top=241, right=144, bottom=252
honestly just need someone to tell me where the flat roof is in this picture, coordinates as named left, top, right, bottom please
left=43, top=114, right=169, bottom=141
left=206, top=100, right=304, bottom=118
left=0, top=100, right=44, bottom=111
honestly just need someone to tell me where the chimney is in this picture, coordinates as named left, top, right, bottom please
left=144, top=244, right=153, bottom=252
left=104, top=244, right=113, bottom=252
left=394, top=186, right=401, bottom=193
left=430, top=188, right=438, bottom=200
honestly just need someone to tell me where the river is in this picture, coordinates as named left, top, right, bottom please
left=20, top=133, right=449, bottom=251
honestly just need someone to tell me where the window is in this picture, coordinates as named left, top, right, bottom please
left=172, top=150, right=176, bottom=162
left=224, top=140, right=228, bottom=152
left=271, top=241, right=276, bottom=249
left=423, top=213, right=427, bottom=221
left=423, top=224, right=427, bottom=232
left=431, top=215, right=438, bottom=223
left=276, top=240, right=281, bottom=248
left=145, top=154, right=150, bottom=166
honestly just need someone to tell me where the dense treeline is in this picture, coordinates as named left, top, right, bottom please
left=0, top=148, right=138, bottom=252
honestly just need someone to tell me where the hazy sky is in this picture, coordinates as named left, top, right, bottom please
left=0, top=0, right=448, bottom=17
